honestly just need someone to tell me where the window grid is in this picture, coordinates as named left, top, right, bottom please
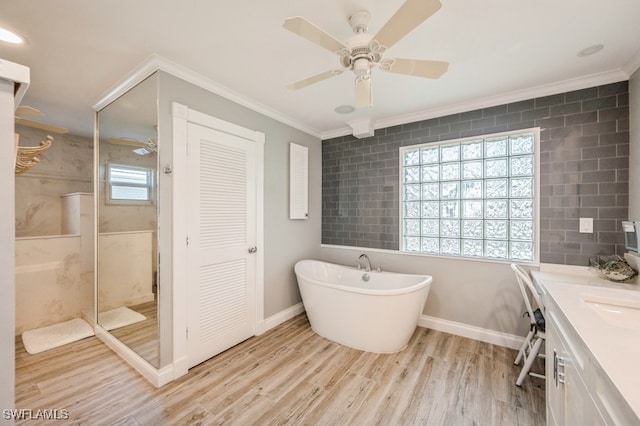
left=107, top=163, right=153, bottom=203
left=401, top=131, right=536, bottom=262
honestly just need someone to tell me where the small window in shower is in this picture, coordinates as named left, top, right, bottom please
left=106, top=163, right=153, bottom=204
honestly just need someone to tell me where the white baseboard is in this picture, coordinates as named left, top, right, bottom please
left=418, top=315, right=524, bottom=350
left=256, top=302, right=304, bottom=335
left=95, top=325, right=173, bottom=387
left=257, top=304, right=523, bottom=351
left=172, top=356, right=189, bottom=380
left=157, top=364, right=176, bottom=387
left=95, top=303, right=306, bottom=388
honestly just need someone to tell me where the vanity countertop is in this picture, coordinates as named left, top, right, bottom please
left=532, top=269, right=640, bottom=420
left=532, top=268, right=640, bottom=292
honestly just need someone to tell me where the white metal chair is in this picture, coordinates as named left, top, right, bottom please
left=511, top=263, right=546, bottom=386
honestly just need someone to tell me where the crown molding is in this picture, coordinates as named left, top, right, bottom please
left=94, top=55, right=634, bottom=143
left=93, top=54, right=323, bottom=139
left=321, top=126, right=354, bottom=140
left=321, top=68, right=630, bottom=141
left=623, top=48, right=640, bottom=77
left=92, top=56, right=157, bottom=112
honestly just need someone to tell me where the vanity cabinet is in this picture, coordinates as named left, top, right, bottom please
left=545, top=293, right=637, bottom=425
left=545, top=308, right=605, bottom=426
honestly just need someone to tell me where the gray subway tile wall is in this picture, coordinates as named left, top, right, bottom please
left=322, top=81, right=629, bottom=265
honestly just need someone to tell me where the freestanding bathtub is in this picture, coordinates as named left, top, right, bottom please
left=294, top=259, right=433, bottom=353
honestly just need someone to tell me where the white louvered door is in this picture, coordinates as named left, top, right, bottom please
left=186, top=122, right=256, bottom=368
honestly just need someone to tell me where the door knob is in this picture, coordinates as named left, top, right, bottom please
left=248, top=246, right=257, bottom=254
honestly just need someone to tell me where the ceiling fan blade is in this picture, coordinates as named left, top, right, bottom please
left=15, top=117, right=69, bottom=134
left=283, top=17, right=348, bottom=54
left=287, top=69, right=343, bottom=90
left=380, top=58, right=449, bottom=79
left=354, top=76, right=372, bottom=109
left=15, top=105, right=44, bottom=118
left=372, top=0, right=442, bottom=50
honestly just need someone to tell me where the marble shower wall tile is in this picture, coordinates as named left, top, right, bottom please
left=15, top=235, right=91, bottom=335
left=62, top=193, right=95, bottom=319
left=15, top=125, right=93, bottom=237
left=97, top=141, right=158, bottom=278
left=15, top=178, right=92, bottom=237
left=97, top=231, right=154, bottom=312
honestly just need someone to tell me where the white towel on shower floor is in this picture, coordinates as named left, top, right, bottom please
left=22, top=318, right=95, bottom=355
left=99, top=307, right=146, bottom=331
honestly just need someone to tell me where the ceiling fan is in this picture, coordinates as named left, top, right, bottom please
left=15, top=105, right=69, bottom=134
left=283, top=0, right=449, bottom=109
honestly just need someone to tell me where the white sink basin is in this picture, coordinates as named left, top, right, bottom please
left=582, top=294, right=640, bottom=330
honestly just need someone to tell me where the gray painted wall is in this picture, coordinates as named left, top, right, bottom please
left=1, top=80, right=15, bottom=418
left=157, top=71, right=321, bottom=365
left=630, top=69, right=640, bottom=219
left=319, top=246, right=526, bottom=337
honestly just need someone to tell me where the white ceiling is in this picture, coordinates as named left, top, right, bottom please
left=2, top=0, right=640, bottom=139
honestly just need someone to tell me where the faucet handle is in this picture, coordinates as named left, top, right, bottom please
left=376, top=265, right=382, bottom=272
left=356, top=262, right=362, bottom=270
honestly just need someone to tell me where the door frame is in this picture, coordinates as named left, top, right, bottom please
left=171, top=102, right=264, bottom=378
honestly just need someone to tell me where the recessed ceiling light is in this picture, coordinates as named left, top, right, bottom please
left=577, top=44, right=604, bottom=57
left=334, top=105, right=355, bottom=114
left=0, top=27, right=24, bottom=44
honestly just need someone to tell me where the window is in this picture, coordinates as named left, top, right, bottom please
left=400, top=129, right=538, bottom=262
left=106, top=163, right=153, bottom=203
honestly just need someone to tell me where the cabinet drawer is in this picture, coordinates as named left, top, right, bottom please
left=547, top=308, right=588, bottom=375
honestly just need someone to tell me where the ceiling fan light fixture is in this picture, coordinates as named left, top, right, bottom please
left=0, top=27, right=25, bottom=44
left=352, top=57, right=371, bottom=77
left=282, top=0, right=448, bottom=109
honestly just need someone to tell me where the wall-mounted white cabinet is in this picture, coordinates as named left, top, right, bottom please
left=289, top=142, right=308, bottom=220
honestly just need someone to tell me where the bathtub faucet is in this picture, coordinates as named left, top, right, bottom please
left=358, top=254, right=372, bottom=272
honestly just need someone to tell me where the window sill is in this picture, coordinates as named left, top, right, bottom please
left=319, top=243, right=539, bottom=267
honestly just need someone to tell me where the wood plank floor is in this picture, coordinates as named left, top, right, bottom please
left=15, top=314, right=545, bottom=425
left=108, top=301, right=159, bottom=367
